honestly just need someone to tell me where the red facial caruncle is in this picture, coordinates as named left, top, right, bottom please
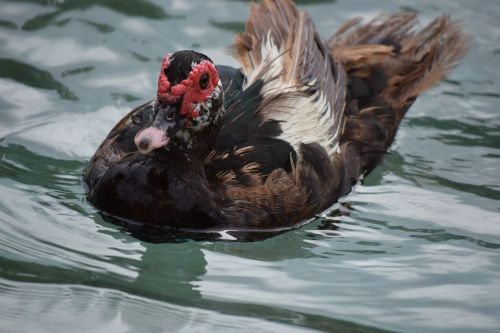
left=157, top=54, right=219, bottom=120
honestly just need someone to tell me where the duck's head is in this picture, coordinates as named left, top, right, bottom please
left=134, top=50, right=223, bottom=155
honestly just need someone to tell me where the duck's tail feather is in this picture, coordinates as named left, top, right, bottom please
left=328, top=13, right=471, bottom=176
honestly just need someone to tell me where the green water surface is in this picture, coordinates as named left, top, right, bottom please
left=0, top=0, right=499, bottom=332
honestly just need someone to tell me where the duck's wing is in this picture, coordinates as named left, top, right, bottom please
left=236, top=0, right=347, bottom=155
left=213, top=0, right=347, bottom=173
left=207, top=0, right=354, bottom=225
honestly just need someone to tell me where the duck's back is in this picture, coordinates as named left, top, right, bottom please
left=202, top=0, right=350, bottom=226
left=205, top=0, right=469, bottom=227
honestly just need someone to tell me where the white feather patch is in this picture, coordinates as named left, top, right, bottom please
left=241, top=33, right=341, bottom=157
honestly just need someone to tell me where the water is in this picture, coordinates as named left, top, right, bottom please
left=1, top=0, right=499, bottom=332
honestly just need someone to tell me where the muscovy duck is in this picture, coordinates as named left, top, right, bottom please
left=84, top=0, right=469, bottom=230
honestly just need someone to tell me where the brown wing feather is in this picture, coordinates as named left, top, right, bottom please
left=233, top=0, right=347, bottom=157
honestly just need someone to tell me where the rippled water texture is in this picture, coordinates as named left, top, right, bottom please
left=1, top=0, right=500, bottom=332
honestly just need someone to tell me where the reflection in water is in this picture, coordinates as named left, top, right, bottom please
left=0, top=58, right=77, bottom=100
left=20, top=0, right=171, bottom=31
left=61, top=66, right=95, bottom=77
left=353, top=181, right=500, bottom=246
left=0, top=19, right=17, bottom=29
left=0, top=79, right=53, bottom=135
left=77, top=18, right=114, bottom=33
left=407, top=116, right=500, bottom=149
left=0, top=278, right=328, bottom=333
left=209, top=19, right=245, bottom=33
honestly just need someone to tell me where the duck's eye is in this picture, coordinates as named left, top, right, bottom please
left=166, top=112, right=175, bottom=121
left=199, top=73, right=209, bottom=90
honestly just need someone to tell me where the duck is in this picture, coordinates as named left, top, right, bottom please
left=84, top=0, right=469, bottom=231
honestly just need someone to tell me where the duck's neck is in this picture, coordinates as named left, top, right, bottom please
left=158, top=113, right=223, bottom=171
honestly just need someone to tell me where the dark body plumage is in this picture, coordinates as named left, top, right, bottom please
left=84, top=0, right=469, bottom=231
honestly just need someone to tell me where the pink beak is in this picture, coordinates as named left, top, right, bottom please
left=134, top=127, right=170, bottom=154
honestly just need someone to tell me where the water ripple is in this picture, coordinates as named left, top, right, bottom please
left=1, top=1, right=499, bottom=333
